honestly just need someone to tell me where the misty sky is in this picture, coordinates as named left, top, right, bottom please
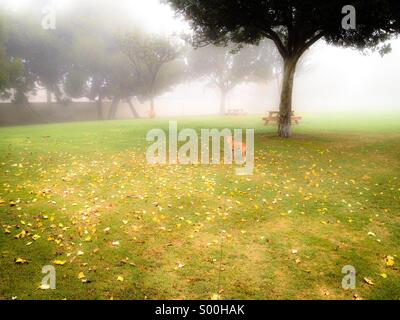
left=2, top=0, right=400, bottom=114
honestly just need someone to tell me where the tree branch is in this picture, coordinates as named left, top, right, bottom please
left=264, top=29, right=287, bottom=58
left=296, top=30, right=325, bottom=59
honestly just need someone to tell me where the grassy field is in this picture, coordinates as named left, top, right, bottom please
left=0, top=113, right=399, bottom=300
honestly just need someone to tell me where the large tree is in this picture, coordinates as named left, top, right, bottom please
left=186, top=41, right=278, bottom=115
left=167, top=0, right=400, bottom=137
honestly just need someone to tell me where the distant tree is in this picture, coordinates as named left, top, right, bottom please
left=65, top=43, right=143, bottom=120
left=102, top=52, right=143, bottom=119
left=6, top=12, right=72, bottom=105
left=0, top=10, right=40, bottom=119
left=0, top=12, right=23, bottom=97
left=167, top=0, right=400, bottom=137
left=186, top=41, right=278, bottom=114
left=59, top=2, right=144, bottom=120
left=119, top=32, right=185, bottom=118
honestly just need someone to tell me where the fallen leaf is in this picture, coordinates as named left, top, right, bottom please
left=38, top=284, right=51, bottom=290
left=15, top=258, right=29, bottom=265
left=15, top=230, right=27, bottom=239
left=53, top=260, right=66, bottom=266
left=364, top=277, right=374, bottom=285
left=32, top=234, right=41, bottom=241
left=385, top=256, right=395, bottom=267
left=353, top=294, right=362, bottom=300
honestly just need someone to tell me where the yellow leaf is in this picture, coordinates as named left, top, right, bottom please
left=174, top=262, right=185, bottom=270
left=15, top=230, right=27, bottom=239
left=380, top=273, right=388, bottom=279
left=117, top=276, right=124, bottom=282
left=15, top=258, right=28, bottom=264
left=385, top=256, right=395, bottom=267
left=39, top=284, right=51, bottom=290
left=210, top=294, right=221, bottom=300
left=53, top=260, right=66, bottom=266
left=78, top=272, right=85, bottom=279
left=32, top=234, right=41, bottom=241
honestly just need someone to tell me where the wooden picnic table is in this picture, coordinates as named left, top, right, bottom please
left=263, top=111, right=302, bottom=125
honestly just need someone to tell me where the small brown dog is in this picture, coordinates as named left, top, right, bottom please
left=226, top=136, right=247, bottom=159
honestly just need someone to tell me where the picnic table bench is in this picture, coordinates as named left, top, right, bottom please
left=226, top=108, right=247, bottom=116
left=263, top=111, right=302, bottom=125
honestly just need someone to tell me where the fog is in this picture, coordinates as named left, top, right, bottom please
left=157, top=40, right=400, bottom=115
left=1, top=0, right=399, bottom=120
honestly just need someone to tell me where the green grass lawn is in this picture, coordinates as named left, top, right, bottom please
left=0, top=114, right=399, bottom=300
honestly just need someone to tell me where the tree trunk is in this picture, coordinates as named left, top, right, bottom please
left=112, top=98, right=120, bottom=119
left=24, top=102, right=37, bottom=116
left=127, top=98, right=140, bottom=118
left=278, top=57, right=298, bottom=138
left=149, top=97, right=156, bottom=118
left=219, top=90, right=227, bottom=115
left=53, top=84, right=63, bottom=105
left=96, top=96, right=104, bottom=120
left=108, top=98, right=120, bottom=119
left=107, top=99, right=115, bottom=119
left=46, top=89, right=52, bottom=104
